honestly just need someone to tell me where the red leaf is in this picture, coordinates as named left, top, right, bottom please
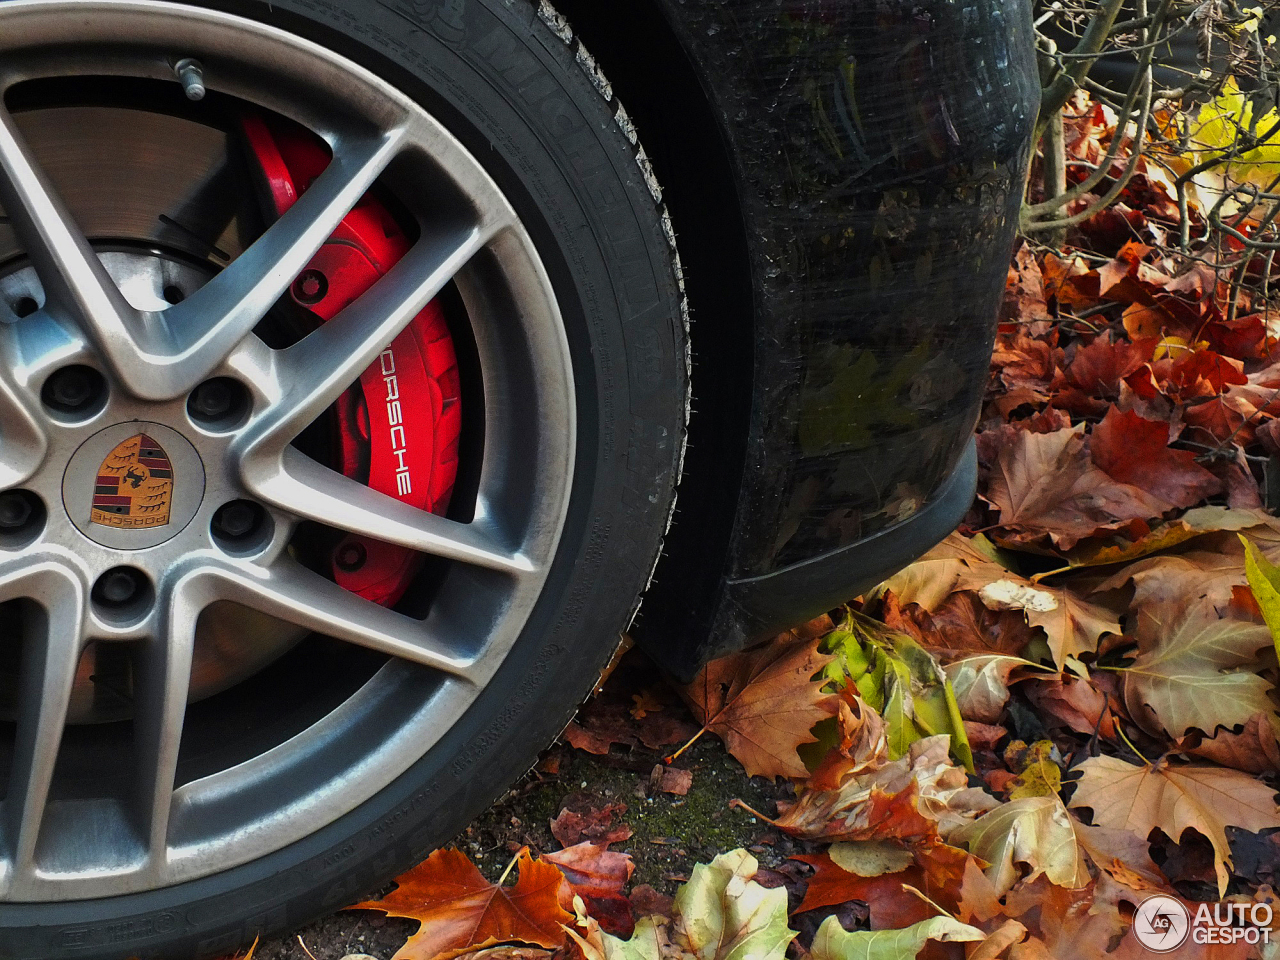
left=1089, top=407, right=1220, bottom=508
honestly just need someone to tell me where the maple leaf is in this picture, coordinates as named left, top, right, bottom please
left=877, top=531, right=1011, bottom=613
left=350, top=848, right=574, bottom=960
left=979, top=579, right=1120, bottom=667
left=680, top=631, right=837, bottom=779
left=792, top=840, right=974, bottom=929
left=1089, top=407, right=1221, bottom=508
left=944, top=654, right=1048, bottom=724
left=1122, top=596, right=1275, bottom=737
left=980, top=424, right=1167, bottom=549
left=543, top=843, right=635, bottom=937
left=1069, top=755, right=1280, bottom=895
left=807, top=914, right=987, bottom=960
left=1181, top=712, right=1280, bottom=773
left=771, top=735, right=996, bottom=844
left=1060, top=505, right=1268, bottom=571
left=952, top=796, right=1089, bottom=895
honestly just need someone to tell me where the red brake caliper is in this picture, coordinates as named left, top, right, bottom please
left=241, top=114, right=462, bottom=607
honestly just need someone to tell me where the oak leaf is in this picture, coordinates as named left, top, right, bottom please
left=350, top=848, right=574, bottom=960
left=681, top=631, right=837, bottom=779
left=1069, top=755, right=1280, bottom=894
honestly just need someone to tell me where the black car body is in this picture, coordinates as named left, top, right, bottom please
left=553, top=0, right=1040, bottom=676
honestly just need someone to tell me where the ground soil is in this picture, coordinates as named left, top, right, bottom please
left=252, top=649, right=789, bottom=960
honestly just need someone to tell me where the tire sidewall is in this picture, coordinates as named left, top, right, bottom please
left=0, top=0, right=685, bottom=955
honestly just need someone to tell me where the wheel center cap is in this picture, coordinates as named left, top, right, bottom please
left=62, top=421, right=206, bottom=550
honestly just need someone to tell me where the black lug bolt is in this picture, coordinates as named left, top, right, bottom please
left=0, top=491, right=33, bottom=530
left=43, top=365, right=103, bottom=414
left=335, top=541, right=367, bottom=572
left=292, top=269, right=328, bottom=305
left=93, top=568, right=143, bottom=607
left=191, top=380, right=234, bottom=419
left=212, top=500, right=261, bottom=540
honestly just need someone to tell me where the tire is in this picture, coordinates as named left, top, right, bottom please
left=0, top=0, right=687, bottom=956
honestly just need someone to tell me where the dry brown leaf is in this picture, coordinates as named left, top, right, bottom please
left=980, top=424, right=1170, bottom=549
left=1123, top=597, right=1276, bottom=737
left=771, top=735, right=996, bottom=844
left=681, top=631, right=837, bottom=779
left=350, top=848, right=573, bottom=960
left=1069, top=755, right=1280, bottom=894
left=1181, top=712, right=1280, bottom=773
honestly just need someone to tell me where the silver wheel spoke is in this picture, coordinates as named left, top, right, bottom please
left=2, top=564, right=84, bottom=878
left=258, top=220, right=501, bottom=445
left=152, top=130, right=407, bottom=399
left=0, top=331, right=47, bottom=488
left=249, top=448, right=532, bottom=575
left=205, top=555, right=481, bottom=680
left=0, top=105, right=142, bottom=380
left=131, top=578, right=201, bottom=862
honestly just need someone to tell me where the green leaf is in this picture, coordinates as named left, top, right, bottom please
left=823, top=615, right=974, bottom=772
left=672, top=849, right=795, bottom=960
left=808, top=914, right=986, bottom=960
left=1241, top=535, right=1280, bottom=665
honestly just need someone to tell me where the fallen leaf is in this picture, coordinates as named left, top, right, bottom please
left=1181, top=712, right=1280, bottom=773
left=543, top=843, right=634, bottom=939
left=550, top=796, right=632, bottom=849
left=1090, top=406, right=1221, bottom=508
left=1069, top=755, right=1280, bottom=894
left=807, top=914, right=986, bottom=960
left=952, top=796, right=1089, bottom=895
left=828, top=840, right=915, bottom=878
left=673, top=850, right=794, bottom=960
left=350, top=848, right=573, bottom=960
left=980, top=424, right=1168, bottom=549
left=944, top=655, right=1047, bottom=724
left=772, top=735, right=996, bottom=844
left=681, top=631, right=837, bottom=779
left=1008, top=740, right=1063, bottom=799
left=649, top=766, right=693, bottom=797
left=1122, top=596, right=1275, bottom=736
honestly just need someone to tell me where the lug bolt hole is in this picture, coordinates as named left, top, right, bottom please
left=163, top=285, right=186, bottom=305
left=188, top=377, right=249, bottom=430
left=211, top=500, right=271, bottom=554
left=92, top=566, right=154, bottom=624
left=41, top=365, right=107, bottom=418
left=11, top=296, right=38, bottom=318
left=0, top=489, right=44, bottom=544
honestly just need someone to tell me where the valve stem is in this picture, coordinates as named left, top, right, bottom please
left=174, top=57, right=206, bottom=101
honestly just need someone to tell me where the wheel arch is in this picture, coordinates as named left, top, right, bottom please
left=544, top=0, right=757, bottom=679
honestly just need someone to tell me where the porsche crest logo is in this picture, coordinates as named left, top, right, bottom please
left=90, top=434, right=175, bottom=529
